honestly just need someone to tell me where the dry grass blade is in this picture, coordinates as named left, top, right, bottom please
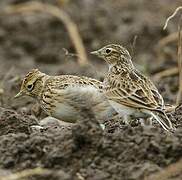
left=157, top=7, right=182, bottom=61
left=157, top=32, right=178, bottom=49
left=156, top=32, right=178, bottom=63
left=0, top=168, right=48, bottom=180
left=163, top=6, right=182, bottom=30
left=176, top=15, right=182, bottom=105
left=130, top=35, right=138, bottom=57
left=162, top=6, right=182, bottom=105
left=153, top=67, right=178, bottom=80
left=1, top=1, right=88, bottom=66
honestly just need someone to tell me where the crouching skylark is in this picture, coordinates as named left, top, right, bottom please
left=15, top=69, right=116, bottom=123
left=91, top=44, right=174, bottom=131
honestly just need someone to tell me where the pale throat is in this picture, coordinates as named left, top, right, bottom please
left=107, top=56, right=134, bottom=71
left=108, top=63, right=116, bottom=71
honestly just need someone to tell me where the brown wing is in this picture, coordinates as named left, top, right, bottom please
left=104, top=69, right=164, bottom=111
left=134, top=70, right=164, bottom=108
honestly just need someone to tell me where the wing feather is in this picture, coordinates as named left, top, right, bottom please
left=104, top=69, right=164, bottom=111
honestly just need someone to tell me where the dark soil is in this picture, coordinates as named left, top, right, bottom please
left=0, top=0, right=182, bottom=180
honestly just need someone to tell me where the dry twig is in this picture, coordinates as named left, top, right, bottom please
left=153, top=67, right=178, bottom=80
left=176, top=15, right=182, bottom=105
left=157, top=32, right=178, bottom=50
left=0, top=168, right=48, bottom=180
left=130, top=35, right=138, bottom=57
left=163, top=6, right=182, bottom=30
left=62, top=48, right=80, bottom=58
left=1, top=1, right=88, bottom=66
left=163, top=6, right=182, bottom=105
left=157, top=7, right=182, bottom=62
left=156, top=32, right=178, bottom=63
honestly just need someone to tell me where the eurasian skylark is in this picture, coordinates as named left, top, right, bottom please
left=15, top=69, right=116, bottom=123
left=91, top=44, right=174, bottom=131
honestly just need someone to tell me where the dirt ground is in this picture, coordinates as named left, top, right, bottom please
left=0, top=0, right=182, bottom=180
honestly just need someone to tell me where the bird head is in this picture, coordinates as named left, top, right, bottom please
left=14, top=69, right=46, bottom=99
left=91, top=44, right=132, bottom=67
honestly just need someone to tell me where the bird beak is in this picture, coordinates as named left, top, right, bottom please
left=90, top=49, right=103, bottom=58
left=14, top=91, right=24, bottom=99
left=90, top=50, right=100, bottom=56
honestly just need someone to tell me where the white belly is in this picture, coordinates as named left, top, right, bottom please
left=52, top=103, right=78, bottom=123
left=108, top=100, right=136, bottom=116
left=41, top=85, right=117, bottom=123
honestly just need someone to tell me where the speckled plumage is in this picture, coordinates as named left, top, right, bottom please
left=15, top=69, right=116, bottom=123
left=91, top=44, right=173, bottom=131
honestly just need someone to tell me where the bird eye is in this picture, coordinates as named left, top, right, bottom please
left=27, top=84, right=33, bottom=91
left=105, top=49, right=111, bottom=54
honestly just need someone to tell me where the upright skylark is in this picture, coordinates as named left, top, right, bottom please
left=15, top=69, right=116, bottom=123
left=91, top=44, right=173, bottom=131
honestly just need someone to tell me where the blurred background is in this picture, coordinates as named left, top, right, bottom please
left=0, top=1, right=182, bottom=180
left=0, top=0, right=181, bottom=111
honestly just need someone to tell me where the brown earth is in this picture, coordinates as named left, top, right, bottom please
left=0, top=0, right=182, bottom=180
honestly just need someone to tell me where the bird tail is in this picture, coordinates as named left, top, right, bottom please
left=149, top=110, right=173, bottom=131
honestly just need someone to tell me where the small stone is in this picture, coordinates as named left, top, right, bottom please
left=30, top=125, right=46, bottom=133
left=40, top=116, right=74, bottom=129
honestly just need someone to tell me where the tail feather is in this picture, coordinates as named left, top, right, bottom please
left=158, top=110, right=173, bottom=128
left=143, top=109, right=173, bottom=131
